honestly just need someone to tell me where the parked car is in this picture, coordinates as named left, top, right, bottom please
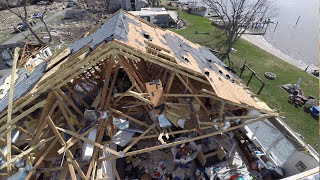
left=32, top=13, right=42, bottom=19
left=37, top=1, right=51, bottom=6
left=14, top=20, right=36, bottom=33
left=66, top=2, right=78, bottom=8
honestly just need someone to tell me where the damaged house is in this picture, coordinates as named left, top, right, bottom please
left=0, top=10, right=318, bottom=179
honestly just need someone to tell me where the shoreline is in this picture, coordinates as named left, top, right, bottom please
left=241, top=34, right=318, bottom=73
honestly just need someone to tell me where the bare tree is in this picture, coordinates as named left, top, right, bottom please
left=1, top=0, right=52, bottom=44
left=204, top=0, right=275, bottom=67
left=148, top=0, right=160, bottom=7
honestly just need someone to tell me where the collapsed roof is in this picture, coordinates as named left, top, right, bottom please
left=0, top=10, right=272, bottom=115
left=0, top=10, right=282, bottom=179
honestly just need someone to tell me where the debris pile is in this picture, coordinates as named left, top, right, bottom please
left=0, top=10, right=282, bottom=179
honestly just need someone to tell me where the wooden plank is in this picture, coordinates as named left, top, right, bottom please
left=57, top=88, right=84, bottom=117
left=0, top=100, right=46, bottom=133
left=0, top=149, right=6, bottom=161
left=0, top=125, right=16, bottom=139
left=46, top=116, right=86, bottom=179
left=74, top=78, right=95, bottom=100
left=98, top=117, right=266, bottom=162
left=64, top=84, right=89, bottom=108
left=0, top=138, right=22, bottom=153
left=25, top=138, right=59, bottom=180
left=16, top=126, right=32, bottom=138
left=57, top=100, right=76, bottom=132
left=100, top=55, right=114, bottom=108
left=109, top=108, right=148, bottom=127
left=123, top=123, right=157, bottom=153
left=4, top=45, right=112, bottom=121
left=29, top=92, right=56, bottom=146
left=165, top=72, right=176, bottom=95
left=67, top=157, right=77, bottom=180
left=112, top=163, right=120, bottom=180
left=218, top=102, right=225, bottom=123
left=0, top=137, right=55, bottom=170
left=112, top=85, right=134, bottom=106
left=55, top=126, right=119, bottom=156
left=119, top=55, right=146, bottom=92
left=225, top=113, right=278, bottom=120
left=57, top=125, right=97, bottom=154
left=176, top=73, right=211, bottom=117
left=85, top=118, right=107, bottom=180
left=104, top=65, right=119, bottom=109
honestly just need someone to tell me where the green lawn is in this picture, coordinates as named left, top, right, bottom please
left=173, top=11, right=319, bottom=150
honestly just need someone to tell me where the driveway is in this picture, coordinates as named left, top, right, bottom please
left=1, top=10, right=65, bottom=45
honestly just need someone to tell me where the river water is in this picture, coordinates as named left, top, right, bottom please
left=177, top=0, right=319, bottom=69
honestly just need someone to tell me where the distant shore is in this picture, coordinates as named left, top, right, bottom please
left=241, top=34, right=318, bottom=73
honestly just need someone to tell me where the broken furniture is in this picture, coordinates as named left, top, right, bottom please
left=0, top=10, right=278, bottom=179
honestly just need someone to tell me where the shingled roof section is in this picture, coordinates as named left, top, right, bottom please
left=0, top=10, right=272, bottom=115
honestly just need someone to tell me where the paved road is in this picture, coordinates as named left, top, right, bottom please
left=1, top=10, right=65, bottom=45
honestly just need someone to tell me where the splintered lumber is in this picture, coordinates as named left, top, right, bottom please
left=55, top=126, right=119, bottom=156
left=0, top=125, right=16, bottom=139
left=98, top=117, right=266, bottom=162
left=85, top=118, right=107, bottom=180
left=46, top=116, right=86, bottom=179
left=0, top=137, right=55, bottom=170
left=100, top=55, right=115, bottom=108
left=25, top=138, right=59, bottom=180
left=0, top=100, right=47, bottom=133
left=30, top=92, right=56, bottom=146
left=175, top=73, right=211, bottom=119
left=57, top=125, right=97, bottom=154
left=57, top=88, right=84, bottom=117
left=64, top=84, right=89, bottom=108
left=104, top=65, right=119, bottom=109
left=123, top=123, right=157, bottom=153
left=109, top=108, right=148, bottom=127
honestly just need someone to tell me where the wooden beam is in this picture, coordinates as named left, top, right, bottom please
left=64, top=84, right=89, bottom=108
left=67, top=157, right=77, bottom=180
left=98, top=117, right=266, bottom=162
left=176, top=73, right=211, bottom=118
left=7, top=47, right=19, bottom=174
left=25, top=138, right=59, bottom=180
left=55, top=126, right=119, bottom=156
left=100, top=55, right=115, bottom=108
left=29, top=92, right=56, bottom=146
left=165, top=72, right=175, bottom=95
left=109, top=108, right=148, bottom=127
left=218, top=102, right=225, bottom=123
left=57, top=125, right=97, bottom=154
left=0, top=137, right=55, bottom=170
left=74, top=78, right=95, bottom=101
left=57, top=100, right=76, bottom=132
left=104, top=65, right=119, bottom=109
left=0, top=138, right=22, bottom=153
left=46, top=116, right=86, bottom=179
left=0, top=100, right=46, bottom=133
left=225, top=113, right=278, bottom=120
left=123, top=123, right=157, bottom=153
left=57, top=88, right=84, bottom=117
left=0, top=125, right=16, bottom=139
left=112, top=85, right=134, bottom=106
left=16, top=126, right=32, bottom=138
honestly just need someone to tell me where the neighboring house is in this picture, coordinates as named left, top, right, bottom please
left=0, top=42, right=51, bottom=77
left=65, top=9, right=88, bottom=19
left=187, top=6, right=207, bottom=17
left=84, top=0, right=148, bottom=12
left=24, top=46, right=52, bottom=72
left=129, top=7, right=177, bottom=28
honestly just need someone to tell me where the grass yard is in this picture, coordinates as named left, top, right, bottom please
left=173, top=11, right=319, bottom=150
